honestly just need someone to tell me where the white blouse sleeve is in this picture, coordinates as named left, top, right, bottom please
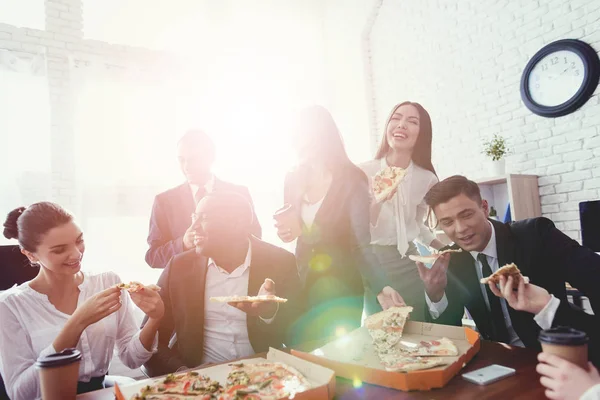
left=111, top=274, right=156, bottom=369
left=0, top=299, right=54, bottom=400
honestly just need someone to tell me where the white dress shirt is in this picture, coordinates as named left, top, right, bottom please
left=202, top=241, right=277, bottom=365
left=359, top=159, right=438, bottom=256
left=581, top=384, right=600, bottom=400
left=426, top=221, right=560, bottom=346
left=301, top=195, right=325, bottom=228
left=0, top=271, right=155, bottom=400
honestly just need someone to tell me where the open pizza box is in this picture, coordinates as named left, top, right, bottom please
left=291, top=321, right=481, bottom=392
left=114, top=348, right=335, bottom=400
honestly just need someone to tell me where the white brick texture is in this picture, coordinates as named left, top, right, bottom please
left=1, top=0, right=172, bottom=207
left=366, top=0, right=600, bottom=242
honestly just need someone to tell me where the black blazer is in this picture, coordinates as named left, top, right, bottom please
left=143, top=237, right=301, bottom=377
left=284, top=165, right=384, bottom=295
left=145, top=179, right=262, bottom=269
left=431, top=218, right=600, bottom=364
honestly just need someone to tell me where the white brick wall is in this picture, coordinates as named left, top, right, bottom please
left=364, top=0, right=600, bottom=242
left=0, top=0, right=174, bottom=211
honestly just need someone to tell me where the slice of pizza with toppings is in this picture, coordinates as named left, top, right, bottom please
left=378, top=353, right=448, bottom=372
left=408, top=248, right=463, bottom=264
left=480, top=262, right=530, bottom=285
left=224, top=362, right=311, bottom=399
left=209, top=295, right=288, bottom=303
left=372, top=166, right=407, bottom=202
left=365, top=306, right=413, bottom=353
left=130, top=371, right=223, bottom=399
left=396, top=337, right=459, bottom=357
left=117, top=281, right=161, bottom=293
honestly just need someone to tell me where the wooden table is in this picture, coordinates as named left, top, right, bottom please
left=78, top=341, right=545, bottom=400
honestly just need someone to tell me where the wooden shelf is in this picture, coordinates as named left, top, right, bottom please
left=477, top=174, right=541, bottom=222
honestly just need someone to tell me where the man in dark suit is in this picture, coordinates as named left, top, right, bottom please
left=416, top=175, right=600, bottom=364
left=143, top=191, right=301, bottom=376
left=145, top=130, right=262, bottom=269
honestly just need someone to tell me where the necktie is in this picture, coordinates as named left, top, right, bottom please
left=478, top=253, right=510, bottom=343
left=194, top=187, right=205, bottom=205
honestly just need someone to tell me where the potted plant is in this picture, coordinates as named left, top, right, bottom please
left=482, top=134, right=509, bottom=176
left=489, top=206, right=499, bottom=221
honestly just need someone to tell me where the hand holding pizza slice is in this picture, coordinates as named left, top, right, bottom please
left=116, top=281, right=161, bottom=293
left=372, top=166, right=407, bottom=203
left=224, top=278, right=280, bottom=319
left=487, top=263, right=551, bottom=315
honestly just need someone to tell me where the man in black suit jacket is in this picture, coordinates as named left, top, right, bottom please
left=145, top=130, right=262, bottom=269
left=143, top=191, right=301, bottom=376
left=416, top=175, right=600, bottom=364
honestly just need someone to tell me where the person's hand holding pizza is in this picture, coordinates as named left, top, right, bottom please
left=71, top=286, right=122, bottom=329
left=489, top=275, right=551, bottom=314
left=128, top=284, right=165, bottom=321
left=230, top=278, right=278, bottom=319
left=377, top=286, right=406, bottom=310
left=416, top=253, right=451, bottom=302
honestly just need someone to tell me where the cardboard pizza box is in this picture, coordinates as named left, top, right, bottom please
left=115, top=348, right=335, bottom=400
left=291, top=321, right=481, bottom=392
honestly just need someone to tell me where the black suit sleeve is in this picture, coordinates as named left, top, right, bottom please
left=145, top=196, right=185, bottom=269
left=249, top=251, right=303, bottom=348
left=241, top=186, right=262, bottom=239
left=538, top=218, right=600, bottom=315
left=424, top=270, right=466, bottom=327
left=347, top=177, right=386, bottom=295
left=536, top=218, right=600, bottom=364
left=143, top=259, right=187, bottom=376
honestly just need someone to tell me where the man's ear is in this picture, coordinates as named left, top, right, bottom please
left=481, top=199, right=490, bottom=217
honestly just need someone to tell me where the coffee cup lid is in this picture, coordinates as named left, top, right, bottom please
left=36, top=348, right=82, bottom=368
left=539, top=326, right=589, bottom=346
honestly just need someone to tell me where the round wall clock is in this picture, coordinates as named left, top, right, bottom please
left=520, top=39, right=600, bottom=117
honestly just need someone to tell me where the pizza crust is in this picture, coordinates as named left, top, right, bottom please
left=209, top=295, right=288, bottom=303
left=480, top=262, right=530, bottom=285
left=408, top=248, right=463, bottom=264
left=396, top=337, right=459, bottom=357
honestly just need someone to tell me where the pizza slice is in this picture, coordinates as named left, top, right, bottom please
left=224, top=362, right=311, bottom=399
left=131, top=371, right=223, bottom=400
left=378, top=353, right=448, bottom=372
left=408, top=248, right=463, bottom=264
left=372, top=166, right=407, bottom=202
left=209, top=295, right=288, bottom=303
left=365, top=306, right=413, bottom=353
left=396, top=337, right=459, bottom=357
left=117, top=281, right=161, bottom=293
left=480, top=262, right=530, bottom=285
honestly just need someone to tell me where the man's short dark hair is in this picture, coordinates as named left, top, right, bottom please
left=424, top=175, right=482, bottom=209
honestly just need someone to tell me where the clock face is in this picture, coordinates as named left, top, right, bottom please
left=528, top=50, right=586, bottom=107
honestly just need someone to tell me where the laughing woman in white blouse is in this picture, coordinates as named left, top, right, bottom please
left=0, top=202, right=164, bottom=400
left=360, top=101, right=445, bottom=319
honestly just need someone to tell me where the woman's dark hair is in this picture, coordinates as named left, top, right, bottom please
left=3, top=202, right=74, bottom=252
left=375, top=101, right=436, bottom=176
left=296, top=105, right=363, bottom=178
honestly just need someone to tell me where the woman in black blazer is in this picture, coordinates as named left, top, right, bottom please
left=276, top=106, right=382, bottom=344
